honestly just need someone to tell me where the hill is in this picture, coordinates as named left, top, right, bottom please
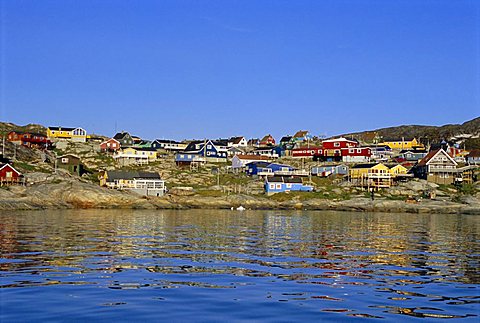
left=342, top=117, right=480, bottom=146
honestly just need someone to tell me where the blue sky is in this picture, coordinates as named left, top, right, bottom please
left=1, top=0, right=478, bottom=140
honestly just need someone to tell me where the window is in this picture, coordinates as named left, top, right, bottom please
left=61, top=158, right=69, bottom=163
left=276, top=184, right=282, bottom=189
left=6, top=171, right=12, bottom=178
left=357, top=149, right=362, bottom=153
left=269, top=184, right=275, bottom=189
left=349, top=149, right=354, bottom=153
left=207, top=144, right=212, bottom=149
left=334, top=142, right=340, bottom=147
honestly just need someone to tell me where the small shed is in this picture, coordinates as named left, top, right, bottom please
left=57, top=154, right=84, bottom=176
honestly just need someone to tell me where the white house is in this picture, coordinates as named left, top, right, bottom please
left=231, top=154, right=271, bottom=169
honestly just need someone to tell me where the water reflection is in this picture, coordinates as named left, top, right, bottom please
left=0, top=209, right=478, bottom=321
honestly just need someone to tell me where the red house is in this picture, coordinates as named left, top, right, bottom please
left=7, top=131, right=51, bottom=149
left=0, top=164, right=23, bottom=185
left=259, top=134, right=276, bottom=146
left=100, top=138, right=121, bottom=152
left=322, top=138, right=358, bottom=157
left=291, top=147, right=323, bottom=158
left=341, top=147, right=372, bottom=162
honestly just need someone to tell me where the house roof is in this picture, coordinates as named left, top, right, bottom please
left=154, top=139, right=181, bottom=144
left=113, top=132, right=131, bottom=140
left=106, top=171, right=161, bottom=182
left=418, top=149, right=457, bottom=166
left=57, top=154, right=81, bottom=160
left=0, top=163, right=22, bottom=175
left=467, top=149, right=480, bottom=158
left=322, top=137, right=358, bottom=143
left=266, top=176, right=303, bottom=183
left=236, top=154, right=270, bottom=161
left=351, top=163, right=379, bottom=169
left=293, top=130, right=309, bottom=138
left=246, top=161, right=271, bottom=168
left=229, top=136, right=245, bottom=144
left=280, top=136, right=292, bottom=143
left=260, top=134, right=274, bottom=142
left=382, top=137, right=416, bottom=142
left=48, top=126, right=76, bottom=131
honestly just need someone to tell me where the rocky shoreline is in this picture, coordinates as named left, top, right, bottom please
left=0, top=173, right=479, bottom=214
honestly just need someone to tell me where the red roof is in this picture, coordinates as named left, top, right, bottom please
left=236, top=154, right=270, bottom=160
left=418, top=149, right=455, bottom=166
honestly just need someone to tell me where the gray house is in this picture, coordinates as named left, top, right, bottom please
left=311, top=164, right=348, bottom=177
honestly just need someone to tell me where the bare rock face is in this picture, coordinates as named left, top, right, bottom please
left=168, top=187, right=195, bottom=196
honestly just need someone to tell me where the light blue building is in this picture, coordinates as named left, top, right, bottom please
left=311, top=164, right=349, bottom=177
left=264, top=176, right=313, bottom=195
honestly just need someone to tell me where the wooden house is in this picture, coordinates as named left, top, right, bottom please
left=99, top=170, right=165, bottom=196
left=231, top=154, right=271, bottom=169
left=113, top=132, right=134, bottom=147
left=113, top=147, right=157, bottom=166
left=259, top=134, right=275, bottom=146
left=0, top=163, right=23, bottom=185
left=182, top=140, right=228, bottom=162
left=349, top=163, right=393, bottom=190
left=414, top=149, right=459, bottom=185
left=151, top=139, right=187, bottom=151
left=291, top=147, right=323, bottom=158
left=379, top=137, right=424, bottom=150
left=56, top=154, right=84, bottom=176
left=466, top=150, right=480, bottom=165
left=292, top=130, right=312, bottom=143
left=253, top=146, right=283, bottom=158
left=47, top=126, right=87, bottom=142
left=341, top=147, right=372, bottom=163
left=228, top=136, right=248, bottom=148
left=7, top=131, right=51, bottom=149
left=264, top=176, right=313, bottom=195
left=99, top=138, right=121, bottom=153
left=311, top=165, right=348, bottom=177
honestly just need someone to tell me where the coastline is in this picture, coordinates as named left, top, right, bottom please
left=1, top=179, right=479, bottom=214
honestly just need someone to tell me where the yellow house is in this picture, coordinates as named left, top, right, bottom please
left=349, top=163, right=392, bottom=189
left=389, top=164, right=408, bottom=176
left=113, top=147, right=157, bottom=165
left=379, top=137, right=424, bottom=150
left=47, top=126, right=88, bottom=142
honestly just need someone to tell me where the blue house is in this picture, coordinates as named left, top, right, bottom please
left=246, top=162, right=295, bottom=176
left=182, top=140, right=228, bottom=162
left=311, top=164, right=349, bottom=177
left=265, top=176, right=314, bottom=195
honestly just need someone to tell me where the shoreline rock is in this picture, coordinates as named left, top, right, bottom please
left=0, top=180, right=478, bottom=214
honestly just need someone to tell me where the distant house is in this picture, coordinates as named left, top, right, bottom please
left=365, top=145, right=393, bottom=161
left=264, top=176, right=313, bottom=195
left=151, top=139, right=187, bottom=151
left=227, top=146, right=247, bottom=157
left=291, top=147, right=323, bottom=158
left=99, top=138, right=121, bottom=153
left=181, top=140, right=228, bottom=162
left=231, top=154, right=271, bottom=169
left=253, top=146, right=283, bottom=158
left=398, top=149, right=427, bottom=162
left=311, top=165, right=348, bottom=177
left=228, top=136, right=248, bottom=148
left=0, top=163, right=23, bottom=185
left=259, top=134, right=275, bottom=146
left=113, top=147, right=157, bottom=166
left=246, top=162, right=295, bottom=176
left=349, top=163, right=393, bottom=189
left=56, top=154, right=84, bottom=176
left=320, top=137, right=358, bottom=161
left=466, top=150, right=480, bottom=165
left=7, top=131, right=51, bottom=149
left=279, top=136, right=294, bottom=149
left=248, top=138, right=260, bottom=147
left=378, top=137, right=424, bottom=150
left=342, top=147, right=371, bottom=163
left=175, top=153, right=206, bottom=166
left=47, top=126, right=87, bottom=142
left=134, top=140, right=152, bottom=149
left=292, top=130, right=312, bottom=143
left=99, top=170, right=165, bottom=197
left=113, top=132, right=134, bottom=148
